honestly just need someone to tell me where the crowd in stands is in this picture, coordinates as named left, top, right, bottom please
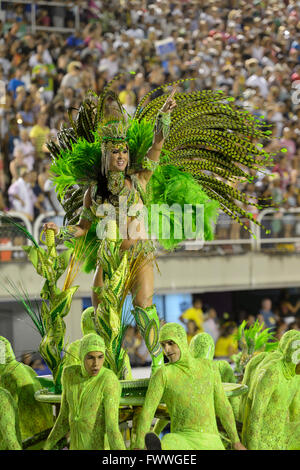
left=178, top=294, right=300, bottom=361
left=0, top=0, right=300, bottom=244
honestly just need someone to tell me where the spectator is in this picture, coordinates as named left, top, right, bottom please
left=29, top=114, right=50, bottom=162
left=7, top=69, right=25, bottom=99
left=7, top=168, right=37, bottom=221
left=214, top=322, right=238, bottom=359
left=60, top=61, right=82, bottom=91
left=203, top=307, right=220, bottom=343
left=257, top=298, right=277, bottom=332
left=134, top=330, right=152, bottom=367
left=186, top=319, right=200, bottom=345
left=179, top=297, right=204, bottom=332
left=13, top=129, right=35, bottom=167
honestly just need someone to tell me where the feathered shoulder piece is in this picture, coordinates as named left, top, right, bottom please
left=48, top=76, right=276, bottom=235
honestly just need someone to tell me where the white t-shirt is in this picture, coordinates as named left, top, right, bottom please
left=43, top=179, right=63, bottom=213
left=8, top=177, right=36, bottom=219
left=245, top=74, right=269, bottom=98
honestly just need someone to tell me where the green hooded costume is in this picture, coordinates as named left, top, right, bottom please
left=63, top=307, right=132, bottom=379
left=239, top=329, right=300, bottom=423
left=0, top=387, right=22, bottom=450
left=63, top=307, right=98, bottom=368
left=134, top=323, right=240, bottom=450
left=0, top=336, right=53, bottom=441
left=241, top=330, right=300, bottom=450
left=189, top=333, right=239, bottom=420
left=44, top=333, right=125, bottom=450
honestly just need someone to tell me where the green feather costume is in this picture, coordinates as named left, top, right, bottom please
left=47, top=78, right=273, bottom=266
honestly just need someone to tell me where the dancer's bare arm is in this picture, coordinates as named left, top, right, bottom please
left=138, top=87, right=177, bottom=187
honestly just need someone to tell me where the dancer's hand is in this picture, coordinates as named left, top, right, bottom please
left=233, top=441, right=247, bottom=450
left=43, top=222, right=59, bottom=236
left=161, top=86, right=177, bottom=113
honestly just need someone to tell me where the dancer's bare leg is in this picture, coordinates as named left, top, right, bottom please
left=131, top=258, right=164, bottom=372
left=131, top=259, right=154, bottom=309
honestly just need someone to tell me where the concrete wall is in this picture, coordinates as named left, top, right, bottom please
left=1, top=252, right=300, bottom=299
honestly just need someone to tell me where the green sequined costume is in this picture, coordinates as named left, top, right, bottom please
left=0, top=336, right=53, bottom=441
left=189, top=332, right=239, bottom=420
left=241, top=330, right=300, bottom=450
left=0, top=387, right=22, bottom=450
left=44, top=333, right=125, bottom=450
left=133, top=323, right=241, bottom=450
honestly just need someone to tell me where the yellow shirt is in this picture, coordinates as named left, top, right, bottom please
left=214, top=335, right=238, bottom=357
left=29, top=125, right=50, bottom=158
left=181, top=307, right=204, bottom=331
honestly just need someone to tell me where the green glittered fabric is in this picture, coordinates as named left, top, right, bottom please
left=241, top=330, right=300, bottom=450
left=0, top=336, right=53, bottom=441
left=238, top=352, right=268, bottom=422
left=44, top=334, right=125, bottom=450
left=0, top=387, right=22, bottom=450
left=239, top=330, right=300, bottom=422
left=190, top=333, right=239, bottom=420
left=134, top=323, right=240, bottom=450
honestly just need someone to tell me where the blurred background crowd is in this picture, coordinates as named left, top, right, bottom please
left=21, top=291, right=300, bottom=374
left=0, top=0, right=300, bottom=242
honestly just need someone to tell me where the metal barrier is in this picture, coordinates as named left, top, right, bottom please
left=0, top=1, right=80, bottom=34
left=256, top=208, right=300, bottom=251
left=2, top=209, right=300, bottom=260
left=0, top=211, right=33, bottom=262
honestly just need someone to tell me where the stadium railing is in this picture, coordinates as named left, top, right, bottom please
left=1, top=209, right=300, bottom=260
left=0, top=0, right=80, bottom=34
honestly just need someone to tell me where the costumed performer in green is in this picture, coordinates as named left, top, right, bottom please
left=43, top=76, right=273, bottom=374
left=133, top=323, right=246, bottom=450
left=43, top=87, right=178, bottom=373
left=0, top=387, right=22, bottom=450
left=44, top=333, right=125, bottom=450
left=241, top=330, right=300, bottom=450
left=189, top=332, right=240, bottom=420
left=63, top=306, right=133, bottom=378
left=0, top=336, right=53, bottom=442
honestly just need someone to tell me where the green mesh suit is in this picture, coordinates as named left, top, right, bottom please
left=0, top=336, right=53, bottom=441
left=0, top=387, right=22, bottom=450
left=189, top=332, right=240, bottom=420
left=134, top=323, right=240, bottom=450
left=44, top=334, right=125, bottom=450
left=241, top=330, right=300, bottom=450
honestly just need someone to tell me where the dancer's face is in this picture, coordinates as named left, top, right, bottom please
left=160, top=340, right=181, bottom=363
left=108, top=144, right=129, bottom=172
left=84, top=350, right=105, bottom=376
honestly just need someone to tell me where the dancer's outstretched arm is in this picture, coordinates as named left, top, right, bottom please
left=138, top=87, right=177, bottom=187
left=214, top=369, right=246, bottom=450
